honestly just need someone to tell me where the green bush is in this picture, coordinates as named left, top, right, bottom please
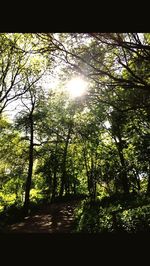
left=74, top=194, right=150, bottom=233
left=119, top=205, right=150, bottom=232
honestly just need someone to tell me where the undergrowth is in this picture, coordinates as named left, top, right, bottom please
left=73, top=193, right=150, bottom=233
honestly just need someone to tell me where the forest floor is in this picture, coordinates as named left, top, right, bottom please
left=5, top=199, right=80, bottom=233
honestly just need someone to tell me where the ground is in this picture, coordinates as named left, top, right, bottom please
left=5, top=200, right=80, bottom=233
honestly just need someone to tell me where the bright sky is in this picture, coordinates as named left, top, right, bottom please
left=4, top=73, right=58, bottom=121
left=4, top=74, right=88, bottom=121
left=3, top=34, right=93, bottom=121
left=66, top=77, right=87, bottom=98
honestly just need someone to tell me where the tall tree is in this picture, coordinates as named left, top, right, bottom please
left=0, top=34, right=45, bottom=114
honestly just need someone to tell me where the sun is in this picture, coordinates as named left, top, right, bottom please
left=66, top=77, right=87, bottom=98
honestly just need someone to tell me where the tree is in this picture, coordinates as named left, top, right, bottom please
left=2, top=32, right=150, bottom=222
left=15, top=85, right=45, bottom=215
left=0, top=116, right=28, bottom=206
left=0, top=34, right=46, bottom=114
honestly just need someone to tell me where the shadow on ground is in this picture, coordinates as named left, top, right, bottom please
left=5, top=200, right=80, bottom=233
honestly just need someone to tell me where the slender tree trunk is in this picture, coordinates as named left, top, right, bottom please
left=23, top=114, right=34, bottom=216
left=51, top=170, right=57, bottom=202
left=83, top=145, right=96, bottom=200
left=72, top=165, right=77, bottom=195
left=65, top=175, right=70, bottom=195
left=51, top=137, right=58, bottom=202
left=15, top=182, right=20, bottom=203
left=116, top=140, right=129, bottom=194
left=59, top=156, right=67, bottom=197
left=134, top=170, right=141, bottom=191
left=147, top=174, right=150, bottom=193
left=90, top=158, right=97, bottom=201
left=82, top=144, right=91, bottom=197
left=137, top=178, right=141, bottom=191
left=73, top=179, right=77, bottom=195
left=59, top=123, right=72, bottom=197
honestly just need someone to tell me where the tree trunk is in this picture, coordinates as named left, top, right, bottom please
left=134, top=170, right=141, bottom=191
left=73, top=179, right=77, bottom=195
left=59, top=158, right=67, bottom=197
left=116, top=140, right=129, bottom=194
left=65, top=175, right=70, bottom=195
left=23, top=114, right=34, bottom=216
left=85, top=156, right=97, bottom=201
left=82, top=144, right=91, bottom=197
left=51, top=170, right=57, bottom=202
left=147, top=174, right=150, bottom=193
left=59, top=123, right=72, bottom=197
left=122, top=170, right=129, bottom=194
left=51, top=137, right=58, bottom=202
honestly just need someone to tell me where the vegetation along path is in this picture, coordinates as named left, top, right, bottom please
left=6, top=200, right=80, bottom=233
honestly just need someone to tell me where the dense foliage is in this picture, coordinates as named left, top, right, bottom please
left=1, top=33, right=150, bottom=232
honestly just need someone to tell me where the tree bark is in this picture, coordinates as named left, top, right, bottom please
left=51, top=169, right=57, bottom=202
left=116, top=140, right=129, bottom=194
left=147, top=174, right=150, bottom=193
left=23, top=113, right=34, bottom=216
left=134, top=170, right=141, bottom=191
left=59, top=123, right=72, bottom=197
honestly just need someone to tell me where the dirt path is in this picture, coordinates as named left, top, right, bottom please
left=6, top=200, right=80, bottom=233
